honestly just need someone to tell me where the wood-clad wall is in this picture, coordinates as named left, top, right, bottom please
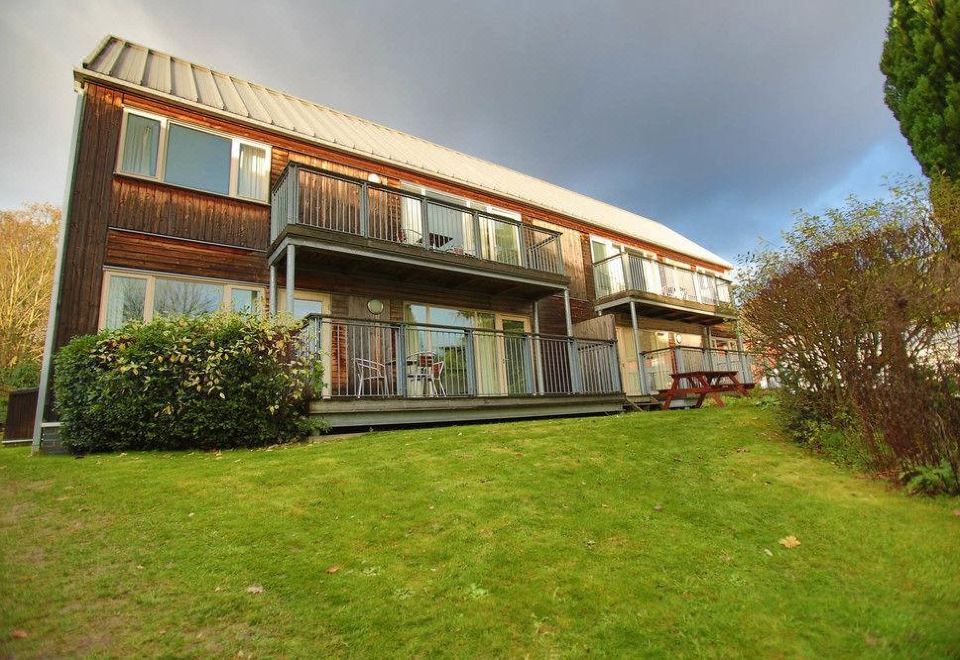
left=56, top=82, right=727, bottom=355
left=110, top=177, right=269, bottom=250
left=56, top=84, right=123, bottom=347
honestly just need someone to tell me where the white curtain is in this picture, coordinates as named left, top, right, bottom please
left=121, top=115, right=159, bottom=176
left=238, top=144, right=268, bottom=201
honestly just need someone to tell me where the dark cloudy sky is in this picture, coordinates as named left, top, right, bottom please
left=0, top=0, right=921, bottom=263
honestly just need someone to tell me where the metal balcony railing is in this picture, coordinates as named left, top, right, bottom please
left=299, top=314, right=621, bottom=399
left=272, top=164, right=565, bottom=276
left=592, top=252, right=732, bottom=306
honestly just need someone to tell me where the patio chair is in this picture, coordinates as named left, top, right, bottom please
left=429, top=360, right=446, bottom=397
left=354, top=358, right=389, bottom=398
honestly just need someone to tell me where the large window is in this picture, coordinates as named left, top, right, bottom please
left=116, top=109, right=271, bottom=202
left=100, top=270, right=265, bottom=329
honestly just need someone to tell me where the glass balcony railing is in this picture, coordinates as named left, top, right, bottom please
left=592, top=252, right=732, bottom=307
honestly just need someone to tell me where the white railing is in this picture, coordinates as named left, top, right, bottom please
left=592, top=252, right=732, bottom=306
left=272, top=164, right=566, bottom=276
left=300, top=314, right=622, bottom=399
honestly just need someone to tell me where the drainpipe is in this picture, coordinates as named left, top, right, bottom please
left=268, top=263, right=277, bottom=315
left=285, top=244, right=296, bottom=314
left=32, top=86, right=86, bottom=453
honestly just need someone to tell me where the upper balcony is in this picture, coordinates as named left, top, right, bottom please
left=592, top=251, right=736, bottom=325
left=269, top=163, right=569, bottom=298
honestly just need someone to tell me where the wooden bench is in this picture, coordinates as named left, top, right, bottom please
left=658, top=370, right=747, bottom=410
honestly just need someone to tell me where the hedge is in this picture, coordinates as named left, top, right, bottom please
left=54, top=313, right=322, bottom=453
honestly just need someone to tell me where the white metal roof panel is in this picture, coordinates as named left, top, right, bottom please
left=78, top=35, right=731, bottom=269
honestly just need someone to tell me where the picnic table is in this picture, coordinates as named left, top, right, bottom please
left=658, top=370, right=747, bottom=410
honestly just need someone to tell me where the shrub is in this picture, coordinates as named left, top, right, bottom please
left=54, top=313, right=322, bottom=453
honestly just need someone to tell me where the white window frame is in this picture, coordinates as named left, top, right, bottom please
left=98, top=268, right=267, bottom=329
left=116, top=108, right=272, bottom=203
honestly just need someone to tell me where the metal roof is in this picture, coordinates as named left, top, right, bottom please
left=78, top=35, right=732, bottom=269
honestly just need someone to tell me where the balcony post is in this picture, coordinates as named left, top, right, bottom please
left=621, top=250, right=633, bottom=292
left=532, top=300, right=544, bottom=395
left=704, top=326, right=715, bottom=371
left=629, top=301, right=646, bottom=396
left=268, top=263, right=277, bottom=315
left=517, top=222, right=528, bottom=269
left=563, top=289, right=582, bottom=393
left=288, top=163, right=299, bottom=226
left=420, top=195, right=430, bottom=249
left=464, top=329, right=477, bottom=396
left=735, top=319, right=749, bottom=383
left=285, top=244, right=296, bottom=316
left=396, top=323, right=407, bottom=397
left=472, top=210, right=482, bottom=259
left=359, top=181, right=369, bottom=237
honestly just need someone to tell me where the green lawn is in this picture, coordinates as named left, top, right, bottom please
left=1, top=405, right=958, bottom=658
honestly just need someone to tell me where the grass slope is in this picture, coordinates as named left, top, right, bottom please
left=1, top=405, right=958, bottom=657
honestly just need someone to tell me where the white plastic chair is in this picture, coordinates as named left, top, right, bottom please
left=354, top=358, right=388, bottom=398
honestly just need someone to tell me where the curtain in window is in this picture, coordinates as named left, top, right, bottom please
left=105, top=276, right=147, bottom=329
left=237, top=144, right=268, bottom=200
left=121, top=114, right=160, bottom=177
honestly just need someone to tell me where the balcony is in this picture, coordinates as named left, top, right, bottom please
left=270, top=164, right=569, bottom=298
left=302, top=314, right=621, bottom=398
left=299, top=314, right=624, bottom=427
left=592, top=252, right=736, bottom=324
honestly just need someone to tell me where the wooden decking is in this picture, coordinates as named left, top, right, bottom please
left=309, top=394, right=626, bottom=429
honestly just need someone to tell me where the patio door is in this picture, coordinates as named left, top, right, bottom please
left=499, top=317, right=531, bottom=396
left=616, top=326, right=643, bottom=396
left=279, top=291, right=331, bottom=397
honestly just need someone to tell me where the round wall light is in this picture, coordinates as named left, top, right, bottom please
left=367, top=299, right=385, bottom=315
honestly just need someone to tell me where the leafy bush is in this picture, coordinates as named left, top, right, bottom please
left=54, top=313, right=322, bottom=453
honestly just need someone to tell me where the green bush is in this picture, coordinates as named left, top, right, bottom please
left=54, top=313, right=322, bottom=453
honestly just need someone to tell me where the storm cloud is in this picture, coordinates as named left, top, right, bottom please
left=0, top=0, right=921, bottom=263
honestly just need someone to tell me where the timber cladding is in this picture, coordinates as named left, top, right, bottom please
left=104, top=230, right=269, bottom=284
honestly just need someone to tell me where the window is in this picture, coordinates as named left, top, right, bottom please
left=100, top=270, right=265, bottom=329
left=104, top=275, right=147, bottom=328
left=164, top=124, right=232, bottom=195
left=120, top=114, right=161, bottom=177
left=154, top=277, right=224, bottom=317
left=116, top=109, right=271, bottom=202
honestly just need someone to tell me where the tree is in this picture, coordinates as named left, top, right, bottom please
left=0, top=203, right=60, bottom=372
left=880, top=0, right=960, bottom=178
left=738, top=179, right=960, bottom=491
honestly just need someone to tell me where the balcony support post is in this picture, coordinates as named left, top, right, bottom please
left=269, top=263, right=277, bottom=316
left=532, top=300, right=544, bottom=395
left=630, top=301, right=646, bottom=396
left=285, top=244, right=296, bottom=316
left=395, top=323, right=407, bottom=397
left=359, top=182, right=369, bottom=237
left=704, top=326, right=715, bottom=371
left=464, top=329, right=477, bottom=396
left=472, top=210, right=482, bottom=259
left=420, top=195, right=430, bottom=249
left=563, top=289, right=582, bottom=393
left=621, top=250, right=633, bottom=291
